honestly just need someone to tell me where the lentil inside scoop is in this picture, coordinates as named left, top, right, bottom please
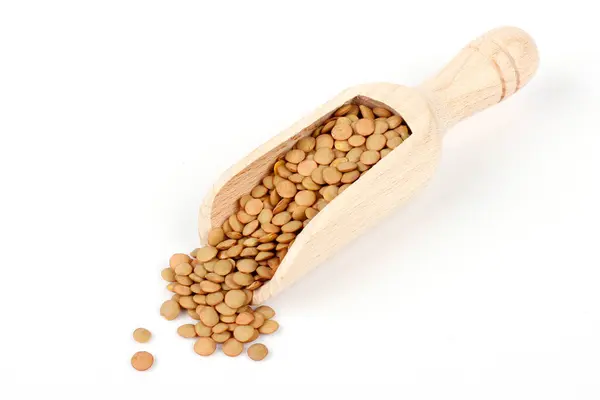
left=159, top=102, right=411, bottom=358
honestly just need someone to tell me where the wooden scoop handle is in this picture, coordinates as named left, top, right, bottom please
left=419, top=26, right=539, bottom=130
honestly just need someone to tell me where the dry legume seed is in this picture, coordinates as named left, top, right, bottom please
left=373, top=107, right=392, bottom=117
left=175, top=275, right=193, bottom=286
left=334, top=103, right=353, bottom=116
left=239, top=194, right=253, bottom=208
left=224, top=274, right=242, bottom=290
left=250, top=312, right=265, bottom=328
left=174, top=263, right=192, bottom=276
left=354, top=119, right=375, bottom=136
left=322, top=185, right=339, bottom=201
left=194, top=265, right=207, bottom=277
left=178, top=324, right=197, bottom=338
left=294, top=190, right=315, bottom=207
left=331, top=123, right=352, bottom=140
left=133, top=328, right=151, bottom=343
left=384, top=129, right=399, bottom=139
left=336, top=117, right=352, bottom=125
left=190, top=284, right=203, bottom=294
left=243, top=289, right=253, bottom=304
left=346, top=147, right=363, bottom=162
left=366, top=134, right=386, bottom=151
left=244, top=198, right=263, bottom=216
left=297, top=159, right=317, bottom=177
left=212, top=331, right=231, bottom=343
left=359, top=105, right=375, bottom=119
left=224, top=289, right=246, bottom=309
left=256, top=266, right=274, bottom=279
left=272, top=211, right=291, bottom=226
left=275, top=180, right=297, bottom=199
left=236, top=258, right=258, bottom=273
left=199, top=280, right=221, bottom=293
left=281, top=220, right=302, bottom=233
left=291, top=206, right=308, bottom=221
left=305, top=207, right=318, bottom=219
left=248, top=329, right=260, bottom=343
left=310, top=165, right=325, bottom=185
left=272, top=198, right=290, bottom=214
left=215, top=302, right=237, bottom=316
left=314, top=148, right=335, bottom=165
left=257, top=242, right=275, bottom=251
left=161, top=268, right=175, bottom=282
left=336, top=162, right=357, bottom=172
left=387, top=136, right=403, bottom=149
left=196, top=247, right=218, bottom=263
left=348, top=134, right=366, bottom=147
left=194, top=337, right=216, bottom=356
left=396, top=125, right=410, bottom=140
left=169, top=253, right=191, bottom=269
left=214, top=259, right=233, bottom=276
left=225, top=231, right=242, bottom=241
left=212, top=322, right=229, bottom=334
left=174, top=284, right=192, bottom=296
left=222, top=338, right=244, bottom=357
left=321, top=120, right=335, bottom=133
left=131, top=351, right=154, bottom=371
left=254, top=305, right=275, bottom=319
left=296, top=136, right=316, bottom=152
left=247, top=343, right=268, bottom=361
left=204, top=261, right=216, bottom=273
left=229, top=215, right=243, bottom=232
left=360, top=150, right=380, bottom=165
left=374, top=119, right=388, bottom=135
left=233, top=272, right=254, bottom=286
left=316, top=134, right=334, bottom=149
left=188, top=309, right=201, bottom=320
left=206, top=292, right=224, bottom=306
left=236, top=311, right=255, bottom=325
left=195, top=321, right=212, bottom=337
left=179, top=296, right=196, bottom=309
left=220, top=314, right=236, bottom=323
left=160, top=299, right=180, bottom=320
left=258, top=320, right=279, bottom=334
left=285, top=149, right=306, bottom=164
left=237, top=210, right=255, bottom=224
left=387, top=115, right=402, bottom=129
left=334, top=140, right=352, bottom=152
left=199, top=306, right=219, bottom=327
left=322, top=167, right=342, bottom=185
left=276, top=233, right=295, bottom=243
left=330, top=157, right=348, bottom=168
left=251, top=185, right=268, bottom=198
left=233, top=325, right=255, bottom=343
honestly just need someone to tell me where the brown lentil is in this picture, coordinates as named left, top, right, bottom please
left=247, top=343, right=268, bottom=361
left=131, top=351, right=154, bottom=371
left=133, top=328, right=151, bottom=343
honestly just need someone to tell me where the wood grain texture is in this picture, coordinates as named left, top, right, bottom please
left=420, top=26, right=539, bottom=130
left=197, top=27, right=539, bottom=304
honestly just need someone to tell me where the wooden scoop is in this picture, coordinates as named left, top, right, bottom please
left=198, top=26, right=539, bottom=304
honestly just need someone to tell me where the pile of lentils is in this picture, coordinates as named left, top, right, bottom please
left=159, top=102, right=411, bottom=360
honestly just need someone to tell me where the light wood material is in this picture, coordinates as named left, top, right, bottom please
left=198, top=26, right=539, bottom=304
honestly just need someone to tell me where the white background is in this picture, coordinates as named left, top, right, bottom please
left=1, top=0, right=599, bottom=397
